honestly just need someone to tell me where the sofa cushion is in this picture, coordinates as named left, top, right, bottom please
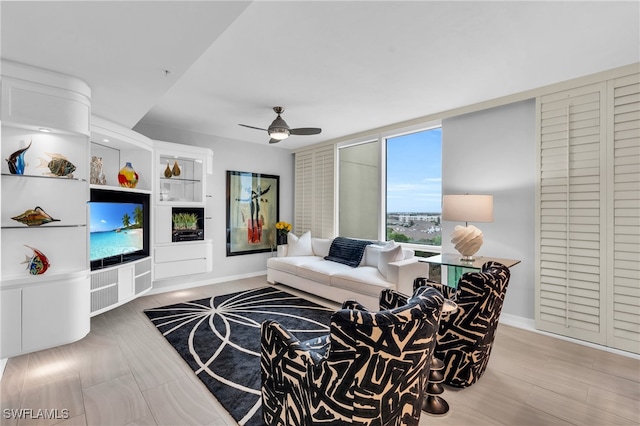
left=311, top=238, right=333, bottom=257
left=377, top=244, right=404, bottom=278
left=267, top=256, right=323, bottom=274
left=297, top=260, right=354, bottom=285
left=287, top=231, right=313, bottom=256
left=331, top=267, right=395, bottom=297
left=325, top=237, right=373, bottom=267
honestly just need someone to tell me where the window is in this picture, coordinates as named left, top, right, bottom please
left=386, top=127, right=442, bottom=248
left=338, top=140, right=380, bottom=239
left=337, top=126, right=442, bottom=249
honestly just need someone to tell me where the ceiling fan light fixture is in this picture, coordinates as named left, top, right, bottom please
left=269, top=128, right=290, bottom=140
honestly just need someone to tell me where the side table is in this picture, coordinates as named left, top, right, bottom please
left=423, top=298, right=457, bottom=416
left=418, top=254, right=521, bottom=287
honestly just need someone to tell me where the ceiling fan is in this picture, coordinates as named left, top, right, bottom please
left=239, top=106, right=322, bottom=144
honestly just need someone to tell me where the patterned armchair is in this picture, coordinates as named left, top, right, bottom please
left=260, top=286, right=444, bottom=425
left=414, top=260, right=511, bottom=388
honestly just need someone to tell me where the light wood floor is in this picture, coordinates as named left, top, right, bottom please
left=1, top=276, right=639, bottom=426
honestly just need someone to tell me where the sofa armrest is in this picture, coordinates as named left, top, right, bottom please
left=276, top=244, right=288, bottom=257
left=386, top=258, right=429, bottom=296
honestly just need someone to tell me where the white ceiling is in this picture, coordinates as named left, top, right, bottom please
left=2, top=1, right=639, bottom=149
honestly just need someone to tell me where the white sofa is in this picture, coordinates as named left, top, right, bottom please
left=266, top=234, right=428, bottom=309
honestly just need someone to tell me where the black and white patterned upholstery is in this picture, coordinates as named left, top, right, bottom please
left=260, top=286, right=444, bottom=425
left=415, top=261, right=511, bottom=388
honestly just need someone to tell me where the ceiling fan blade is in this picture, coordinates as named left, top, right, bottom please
left=238, top=124, right=267, bottom=131
left=290, top=127, right=322, bottom=136
left=268, top=138, right=281, bottom=144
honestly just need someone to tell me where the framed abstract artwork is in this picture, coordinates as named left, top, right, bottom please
left=226, top=170, right=280, bottom=256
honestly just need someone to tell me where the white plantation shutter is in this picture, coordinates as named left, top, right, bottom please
left=536, top=72, right=640, bottom=354
left=312, top=145, right=335, bottom=238
left=607, top=73, right=640, bottom=353
left=294, top=145, right=335, bottom=238
left=536, top=83, right=608, bottom=345
left=294, top=150, right=313, bottom=234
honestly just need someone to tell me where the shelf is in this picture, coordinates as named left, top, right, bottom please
left=2, top=224, right=86, bottom=229
left=159, top=177, right=200, bottom=183
left=0, top=269, right=90, bottom=289
left=90, top=184, right=152, bottom=194
left=1, top=173, right=87, bottom=182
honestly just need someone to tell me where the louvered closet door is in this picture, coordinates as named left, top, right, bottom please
left=294, top=145, right=335, bottom=238
left=536, top=83, right=608, bottom=345
left=607, top=73, right=640, bottom=353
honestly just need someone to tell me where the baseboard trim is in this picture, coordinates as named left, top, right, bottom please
left=499, top=313, right=639, bottom=360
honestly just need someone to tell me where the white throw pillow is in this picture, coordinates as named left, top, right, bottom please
left=311, top=238, right=333, bottom=257
left=377, top=244, right=404, bottom=278
left=286, top=231, right=313, bottom=256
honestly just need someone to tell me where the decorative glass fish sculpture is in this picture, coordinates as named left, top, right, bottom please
left=37, top=153, right=76, bottom=177
left=6, top=140, right=32, bottom=175
left=11, top=206, right=60, bottom=226
left=22, top=245, right=50, bottom=275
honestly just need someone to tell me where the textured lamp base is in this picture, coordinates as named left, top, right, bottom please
left=451, top=224, right=483, bottom=262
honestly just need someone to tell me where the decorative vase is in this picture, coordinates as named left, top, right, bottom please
left=277, top=232, right=288, bottom=246
left=164, top=162, right=172, bottom=178
left=172, top=160, right=181, bottom=177
left=90, top=156, right=107, bottom=185
left=118, top=162, right=139, bottom=188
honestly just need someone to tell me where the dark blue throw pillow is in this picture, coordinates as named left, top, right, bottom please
left=325, top=237, right=374, bottom=267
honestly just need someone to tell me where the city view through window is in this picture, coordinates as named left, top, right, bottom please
left=386, top=127, right=442, bottom=247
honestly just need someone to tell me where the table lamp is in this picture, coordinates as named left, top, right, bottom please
left=442, top=194, right=493, bottom=261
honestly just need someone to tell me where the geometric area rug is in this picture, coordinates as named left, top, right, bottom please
left=144, top=286, right=333, bottom=425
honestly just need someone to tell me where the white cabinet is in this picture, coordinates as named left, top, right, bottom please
left=0, top=289, right=22, bottom=358
left=153, top=141, right=213, bottom=281
left=0, top=60, right=91, bottom=358
left=154, top=242, right=213, bottom=280
left=89, top=257, right=152, bottom=316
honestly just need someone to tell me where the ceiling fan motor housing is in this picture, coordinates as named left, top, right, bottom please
left=268, top=114, right=290, bottom=139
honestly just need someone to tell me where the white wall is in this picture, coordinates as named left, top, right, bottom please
left=134, top=121, right=294, bottom=291
left=442, top=99, right=536, bottom=320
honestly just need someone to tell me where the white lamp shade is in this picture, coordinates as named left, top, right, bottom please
left=442, top=194, right=494, bottom=223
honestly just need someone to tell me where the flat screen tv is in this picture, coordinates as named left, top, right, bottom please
left=89, top=189, right=150, bottom=270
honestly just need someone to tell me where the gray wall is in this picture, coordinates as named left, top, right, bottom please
left=442, top=99, right=536, bottom=320
left=134, top=121, right=294, bottom=292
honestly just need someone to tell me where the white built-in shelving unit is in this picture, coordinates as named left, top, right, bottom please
left=88, top=117, right=154, bottom=316
left=0, top=61, right=91, bottom=358
left=153, top=140, right=213, bottom=280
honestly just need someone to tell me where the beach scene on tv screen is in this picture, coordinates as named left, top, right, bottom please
left=90, top=202, right=143, bottom=261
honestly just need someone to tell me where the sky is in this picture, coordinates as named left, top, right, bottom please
left=386, top=127, right=442, bottom=213
left=89, top=202, right=142, bottom=232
